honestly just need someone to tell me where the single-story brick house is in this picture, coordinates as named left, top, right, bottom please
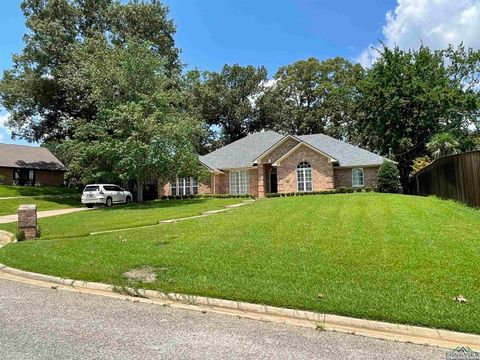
left=0, top=143, right=67, bottom=187
left=161, top=131, right=388, bottom=198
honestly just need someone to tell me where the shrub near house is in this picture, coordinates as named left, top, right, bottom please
left=377, top=161, right=400, bottom=193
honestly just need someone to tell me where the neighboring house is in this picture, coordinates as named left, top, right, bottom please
left=161, top=131, right=388, bottom=198
left=0, top=143, right=67, bottom=187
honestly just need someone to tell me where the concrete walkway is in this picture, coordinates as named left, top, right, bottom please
left=0, top=232, right=11, bottom=245
left=0, top=207, right=91, bottom=224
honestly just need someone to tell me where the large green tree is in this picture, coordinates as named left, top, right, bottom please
left=255, top=57, right=364, bottom=139
left=0, top=0, right=179, bottom=143
left=356, top=45, right=480, bottom=189
left=56, top=39, right=204, bottom=201
left=186, top=64, right=268, bottom=149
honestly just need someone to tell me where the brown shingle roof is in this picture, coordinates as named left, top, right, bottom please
left=0, top=143, right=67, bottom=171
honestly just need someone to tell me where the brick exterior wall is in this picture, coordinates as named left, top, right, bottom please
left=160, top=164, right=380, bottom=198
left=258, top=137, right=299, bottom=164
left=277, top=145, right=334, bottom=193
left=158, top=182, right=169, bottom=197
left=0, top=167, right=13, bottom=184
left=199, top=175, right=213, bottom=195
left=334, top=167, right=380, bottom=188
left=255, top=137, right=300, bottom=197
left=35, top=170, right=64, bottom=187
left=0, top=168, right=64, bottom=186
left=213, top=173, right=228, bottom=194
left=249, top=168, right=259, bottom=197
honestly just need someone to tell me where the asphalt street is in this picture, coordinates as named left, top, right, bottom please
left=0, top=278, right=447, bottom=359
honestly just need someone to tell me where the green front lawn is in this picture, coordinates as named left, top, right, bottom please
left=0, top=198, right=245, bottom=237
left=0, top=196, right=80, bottom=216
left=1, top=193, right=479, bottom=334
left=0, top=185, right=78, bottom=198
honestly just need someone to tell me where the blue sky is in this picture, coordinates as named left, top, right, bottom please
left=161, top=0, right=394, bottom=73
left=1, top=0, right=480, bottom=146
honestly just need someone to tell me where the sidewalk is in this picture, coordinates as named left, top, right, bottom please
left=0, top=207, right=91, bottom=224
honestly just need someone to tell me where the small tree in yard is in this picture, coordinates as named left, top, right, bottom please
left=377, top=161, right=400, bottom=193
left=426, top=132, right=461, bottom=159
left=109, top=98, right=206, bottom=202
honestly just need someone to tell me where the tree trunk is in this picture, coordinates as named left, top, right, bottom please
left=137, top=179, right=144, bottom=202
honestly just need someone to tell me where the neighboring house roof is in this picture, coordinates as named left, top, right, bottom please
left=199, top=131, right=388, bottom=171
left=0, top=143, right=67, bottom=171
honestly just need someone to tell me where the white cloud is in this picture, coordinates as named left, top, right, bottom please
left=0, top=112, right=8, bottom=126
left=357, top=0, right=480, bottom=66
left=0, top=112, right=11, bottom=143
left=248, top=78, right=278, bottom=106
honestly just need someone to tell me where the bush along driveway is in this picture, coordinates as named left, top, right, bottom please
left=0, top=193, right=479, bottom=335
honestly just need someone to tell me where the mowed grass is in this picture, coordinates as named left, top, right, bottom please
left=1, top=194, right=479, bottom=334
left=0, top=198, right=245, bottom=237
left=0, top=196, right=80, bottom=216
left=0, top=185, right=78, bottom=198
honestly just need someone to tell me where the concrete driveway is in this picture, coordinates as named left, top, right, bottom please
left=0, top=278, right=447, bottom=360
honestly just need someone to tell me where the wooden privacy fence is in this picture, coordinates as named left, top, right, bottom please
left=408, top=151, right=480, bottom=207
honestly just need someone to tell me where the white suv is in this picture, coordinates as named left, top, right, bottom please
left=81, top=184, right=133, bottom=208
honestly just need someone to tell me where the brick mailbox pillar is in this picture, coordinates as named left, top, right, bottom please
left=18, top=204, right=38, bottom=240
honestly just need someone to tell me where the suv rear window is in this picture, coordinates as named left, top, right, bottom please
left=84, top=186, right=100, bottom=192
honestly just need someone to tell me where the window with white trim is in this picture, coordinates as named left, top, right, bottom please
left=297, top=162, right=312, bottom=192
left=229, top=170, right=250, bottom=195
left=171, top=177, right=198, bottom=195
left=352, top=168, right=364, bottom=187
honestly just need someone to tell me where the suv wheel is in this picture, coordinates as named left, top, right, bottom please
left=125, top=196, right=131, bottom=204
left=106, top=197, right=113, bottom=207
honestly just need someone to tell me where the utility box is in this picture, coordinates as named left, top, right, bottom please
left=18, top=204, right=37, bottom=240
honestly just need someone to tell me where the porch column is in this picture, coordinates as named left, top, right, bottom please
left=257, top=164, right=266, bottom=198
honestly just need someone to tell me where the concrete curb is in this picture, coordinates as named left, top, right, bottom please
left=0, top=263, right=478, bottom=351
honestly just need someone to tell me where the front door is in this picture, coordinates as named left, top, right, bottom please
left=270, top=168, right=278, bottom=193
